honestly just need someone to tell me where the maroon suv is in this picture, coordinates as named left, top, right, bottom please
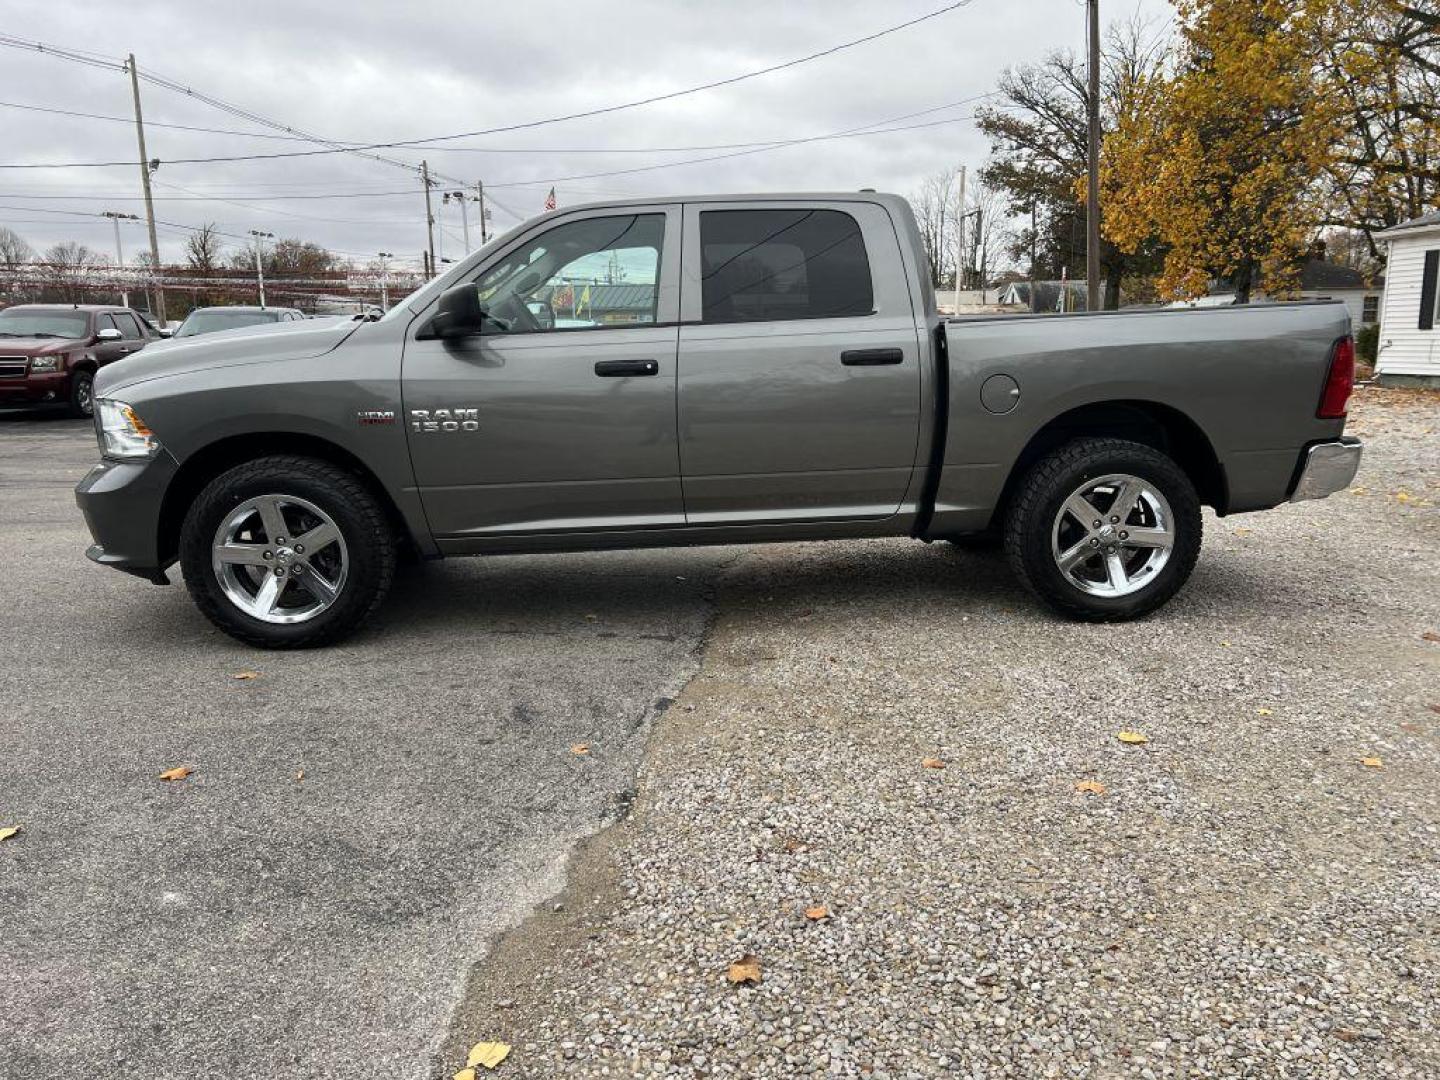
left=0, top=304, right=159, bottom=418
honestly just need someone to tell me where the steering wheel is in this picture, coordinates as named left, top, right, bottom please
left=490, top=293, right=540, bottom=332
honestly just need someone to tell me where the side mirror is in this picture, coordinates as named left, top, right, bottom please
left=96, top=328, right=123, bottom=342
left=429, top=284, right=486, bottom=339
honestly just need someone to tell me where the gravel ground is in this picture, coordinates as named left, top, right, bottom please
left=448, top=386, right=1440, bottom=1079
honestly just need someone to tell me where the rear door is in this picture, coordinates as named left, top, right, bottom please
left=402, top=205, right=684, bottom=538
left=675, top=201, right=923, bottom=524
left=91, top=314, right=129, bottom=365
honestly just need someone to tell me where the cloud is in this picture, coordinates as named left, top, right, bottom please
left=1, top=0, right=1171, bottom=268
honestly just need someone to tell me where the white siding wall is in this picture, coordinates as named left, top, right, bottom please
left=1376, top=233, right=1440, bottom=376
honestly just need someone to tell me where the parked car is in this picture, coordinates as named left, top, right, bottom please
left=171, top=306, right=307, bottom=339
left=0, top=303, right=159, bottom=417
left=76, top=192, right=1361, bottom=648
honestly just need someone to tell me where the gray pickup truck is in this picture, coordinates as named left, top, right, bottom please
left=76, top=192, right=1361, bottom=648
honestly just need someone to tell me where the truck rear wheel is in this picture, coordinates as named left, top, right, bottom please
left=178, top=456, right=396, bottom=648
left=1003, top=437, right=1202, bottom=622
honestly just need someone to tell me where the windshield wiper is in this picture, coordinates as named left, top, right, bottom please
left=27, top=332, right=67, bottom=338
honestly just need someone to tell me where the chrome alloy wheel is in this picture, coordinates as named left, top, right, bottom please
left=1050, top=473, right=1175, bottom=598
left=210, top=494, right=348, bottom=624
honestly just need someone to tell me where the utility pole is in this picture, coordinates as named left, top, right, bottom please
left=421, top=161, right=437, bottom=279
left=249, top=229, right=274, bottom=307
left=376, top=252, right=392, bottom=310
left=102, top=211, right=139, bottom=307
left=952, top=165, right=967, bottom=314
left=126, top=54, right=166, bottom=323
left=476, top=182, right=489, bottom=244
left=1085, top=0, right=1102, bottom=312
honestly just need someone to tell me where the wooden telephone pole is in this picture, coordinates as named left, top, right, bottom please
left=127, top=54, right=165, bottom=323
left=1085, top=0, right=1102, bottom=312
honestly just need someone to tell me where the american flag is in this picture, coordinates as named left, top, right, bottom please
left=544, top=187, right=557, bottom=212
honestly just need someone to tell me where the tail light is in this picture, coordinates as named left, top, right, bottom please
left=1317, top=336, right=1354, bottom=419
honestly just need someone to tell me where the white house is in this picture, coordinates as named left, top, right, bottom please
left=1375, top=210, right=1440, bottom=386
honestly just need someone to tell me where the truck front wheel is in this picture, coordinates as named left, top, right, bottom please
left=178, top=456, right=396, bottom=648
left=1003, top=438, right=1202, bottom=622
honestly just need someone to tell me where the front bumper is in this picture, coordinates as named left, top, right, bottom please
left=1290, top=437, right=1363, bottom=503
left=74, top=451, right=180, bottom=584
left=0, top=371, right=70, bottom=404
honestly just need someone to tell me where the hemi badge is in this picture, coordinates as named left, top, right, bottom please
left=356, top=409, right=396, bottom=425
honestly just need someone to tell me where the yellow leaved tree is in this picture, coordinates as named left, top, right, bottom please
left=1101, top=0, right=1344, bottom=301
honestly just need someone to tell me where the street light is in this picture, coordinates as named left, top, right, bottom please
left=249, top=229, right=274, bottom=308
left=101, top=211, right=140, bottom=307
left=443, top=191, right=473, bottom=253
left=376, top=252, right=392, bottom=311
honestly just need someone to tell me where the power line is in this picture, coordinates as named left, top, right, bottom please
left=0, top=94, right=994, bottom=156
left=0, top=4, right=980, bottom=171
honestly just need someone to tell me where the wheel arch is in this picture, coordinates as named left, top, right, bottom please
left=989, top=400, right=1228, bottom=530
left=157, top=432, right=418, bottom=567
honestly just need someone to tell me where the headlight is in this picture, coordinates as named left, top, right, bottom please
left=96, top=398, right=162, bottom=460
left=29, top=356, right=60, bottom=373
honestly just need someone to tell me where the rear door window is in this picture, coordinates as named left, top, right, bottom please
left=113, top=312, right=143, bottom=338
left=698, top=209, right=874, bottom=323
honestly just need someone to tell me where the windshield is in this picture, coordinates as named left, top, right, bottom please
left=0, top=310, right=90, bottom=338
left=176, top=310, right=282, bottom=337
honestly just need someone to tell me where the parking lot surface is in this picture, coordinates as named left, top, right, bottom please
left=446, top=388, right=1440, bottom=1079
left=3, top=390, right=1437, bottom=1080
left=0, top=408, right=733, bottom=1080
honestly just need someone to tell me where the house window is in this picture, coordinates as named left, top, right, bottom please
left=1362, top=295, right=1379, bottom=324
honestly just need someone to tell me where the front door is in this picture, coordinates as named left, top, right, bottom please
left=676, top=201, right=924, bottom=523
left=403, top=206, right=682, bottom=538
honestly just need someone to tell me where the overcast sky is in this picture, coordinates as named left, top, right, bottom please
left=2, top=0, right=1172, bottom=271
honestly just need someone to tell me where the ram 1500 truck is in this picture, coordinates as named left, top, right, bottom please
left=75, top=193, right=1362, bottom=648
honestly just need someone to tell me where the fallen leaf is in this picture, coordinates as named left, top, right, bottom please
left=1396, top=491, right=1412, bottom=502
left=1334, top=1028, right=1360, bottom=1043
left=1220, top=640, right=1232, bottom=647
left=920, top=757, right=946, bottom=769
left=454, top=1070, right=476, bottom=1080
left=727, top=954, right=762, bottom=985
left=1116, top=731, right=1148, bottom=745
left=466, top=1042, right=511, bottom=1070
left=0, top=826, right=20, bottom=843
left=1428, top=705, right=1440, bottom=716
left=1422, top=631, right=1440, bottom=643
left=1257, top=708, right=1273, bottom=716
left=232, top=671, right=260, bottom=681
left=570, top=743, right=590, bottom=756
left=158, top=766, right=192, bottom=782
left=295, top=770, right=305, bottom=782
left=804, top=905, right=830, bottom=921
left=1075, top=780, right=1107, bottom=795
left=1361, top=757, right=1383, bottom=768
left=1400, top=723, right=1422, bottom=734
left=1233, top=527, right=1251, bottom=536
left=1349, top=486, right=1367, bottom=495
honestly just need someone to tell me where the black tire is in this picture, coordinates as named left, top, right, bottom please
left=179, top=455, right=396, bottom=648
left=1003, top=437, right=1202, bottom=622
left=67, top=369, right=95, bottom=419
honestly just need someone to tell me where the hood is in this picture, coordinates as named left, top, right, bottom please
left=0, top=337, right=87, bottom=356
left=97, top=317, right=362, bottom=395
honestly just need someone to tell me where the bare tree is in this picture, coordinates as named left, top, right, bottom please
left=961, top=177, right=1015, bottom=293
left=0, top=226, right=32, bottom=268
left=184, top=224, right=223, bottom=276
left=909, top=167, right=959, bottom=287
left=976, top=14, right=1170, bottom=307
left=40, top=241, right=104, bottom=303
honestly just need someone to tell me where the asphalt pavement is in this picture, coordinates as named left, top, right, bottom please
left=0, top=406, right=734, bottom=1080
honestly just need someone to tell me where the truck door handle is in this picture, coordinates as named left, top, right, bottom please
left=841, top=348, right=904, bottom=366
left=594, top=359, right=659, bottom=377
